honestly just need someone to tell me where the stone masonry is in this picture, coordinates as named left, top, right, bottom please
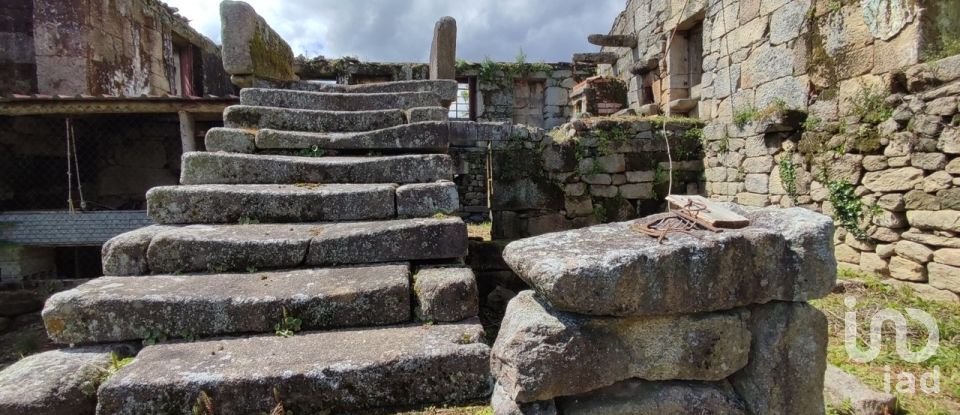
left=491, top=204, right=836, bottom=414
left=0, top=5, right=495, bottom=412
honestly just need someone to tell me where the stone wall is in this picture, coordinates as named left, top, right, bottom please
left=698, top=55, right=960, bottom=300
left=597, top=0, right=925, bottom=119
left=457, top=63, right=594, bottom=129
left=30, top=0, right=231, bottom=96
left=450, top=117, right=704, bottom=236
left=0, top=0, right=36, bottom=95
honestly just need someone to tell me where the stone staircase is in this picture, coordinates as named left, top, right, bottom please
left=40, top=79, right=492, bottom=414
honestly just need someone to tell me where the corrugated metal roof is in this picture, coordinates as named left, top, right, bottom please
left=0, top=211, right=154, bottom=247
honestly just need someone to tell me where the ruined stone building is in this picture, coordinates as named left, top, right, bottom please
left=0, top=0, right=236, bottom=281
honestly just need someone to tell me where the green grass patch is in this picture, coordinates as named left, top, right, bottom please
left=812, top=270, right=960, bottom=414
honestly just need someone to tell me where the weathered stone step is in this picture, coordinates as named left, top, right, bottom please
left=180, top=152, right=453, bottom=185
left=147, top=182, right=459, bottom=224
left=103, top=217, right=468, bottom=275
left=256, top=121, right=450, bottom=153
left=43, top=264, right=412, bottom=344
left=241, top=88, right=443, bottom=111
left=291, top=79, right=459, bottom=102
left=224, top=105, right=407, bottom=132
left=147, top=183, right=396, bottom=224
left=96, top=321, right=492, bottom=414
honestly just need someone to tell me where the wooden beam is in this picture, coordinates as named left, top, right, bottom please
left=0, top=99, right=235, bottom=116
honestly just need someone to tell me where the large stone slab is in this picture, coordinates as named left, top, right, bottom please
left=555, top=380, right=748, bottom=415
left=729, top=301, right=827, bottom=415
left=490, top=291, right=751, bottom=402
left=295, top=79, right=459, bottom=102
left=96, top=321, right=492, bottom=414
left=0, top=346, right=124, bottom=415
left=223, top=105, right=406, bottom=132
left=413, top=267, right=479, bottom=322
left=205, top=128, right=256, bottom=153
left=43, top=264, right=411, bottom=344
left=307, top=217, right=468, bottom=266
left=220, top=1, right=296, bottom=86
left=180, top=152, right=454, bottom=185
left=147, top=184, right=397, bottom=224
left=397, top=181, right=460, bottom=217
left=502, top=205, right=836, bottom=316
left=824, top=364, right=897, bottom=415
left=100, top=218, right=468, bottom=275
left=255, top=121, right=450, bottom=153
left=429, top=17, right=457, bottom=80
left=240, top=89, right=442, bottom=111
left=101, top=225, right=179, bottom=276
left=492, top=383, right=557, bottom=415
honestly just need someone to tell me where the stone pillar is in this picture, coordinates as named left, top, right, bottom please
left=220, top=0, right=297, bottom=88
left=429, top=16, right=457, bottom=80
left=178, top=111, right=196, bottom=153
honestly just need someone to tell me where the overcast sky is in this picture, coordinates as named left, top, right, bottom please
left=163, top=0, right=623, bottom=63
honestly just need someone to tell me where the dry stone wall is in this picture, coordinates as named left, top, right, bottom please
left=700, top=55, right=960, bottom=301
left=450, top=117, right=705, bottom=236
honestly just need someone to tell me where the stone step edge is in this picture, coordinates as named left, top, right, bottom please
left=146, top=182, right=459, bottom=224
left=239, top=88, right=443, bottom=111
left=102, top=217, right=468, bottom=276
left=180, top=151, right=455, bottom=185
left=95, top=319, right=491, bottom=414
left=42, top=264, right=414, bottom=344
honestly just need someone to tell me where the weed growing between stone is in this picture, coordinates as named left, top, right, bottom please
left=813, top=270, right=960, bottom=414
left=274, top=307, right=302, bottom=337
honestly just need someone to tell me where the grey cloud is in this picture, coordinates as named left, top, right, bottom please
left=174, top=0, right=623, bottom=63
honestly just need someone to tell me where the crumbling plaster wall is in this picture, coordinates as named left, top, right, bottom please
left=0, top=0, right=37, bottom=95
left=32, top=0, right=230, bottom=96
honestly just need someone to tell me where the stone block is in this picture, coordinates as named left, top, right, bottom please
left=824, top=365, right=897, bottom=415
left=44, top=265, right=411, bottom=344
left=0, top=346, right=125, bottom=415
left=148, top=184, right=397, bottom=224
left=490, top=291, right=751, bottom=402
left=414, top=267, right=479, bottom=322
left=742, top=156, right=774, bottom=173
left=619, top=183, right=654, bottom=199
left=939, top=127, right=960, bottom=154
left=906, top=210, right=960, bottom=233
left=241, top=89, right=442, bottom=111
left=911, top=152, right=947, bottom=170
left=502, top=205, right=836, bottom=316
left=934, top=249, right=960, bottom=267
left=894, top=240, right=934, bottom=263
left=205, top=128, right=256, bottom=153
left=556, top=379, right=748, bottom=414
left=224, top=105, right=406, bottom=132
left=862, top=167, right=924, bottom=192
left=491, top=178, right=564, bottom=211
left=96, top=322, right=491, bottom=414
left=744, top=174, right=769, bottom=193
left=889, top=256, right=927, bottom=282
left=564, top=196, right=593, bottom=217
left=255, top=121, right=450, bottom=153
left=220, top=1, right=295, bottom=85
left=929, top=263, right=960, bottom=294
left=397, top=181, right=460, bottom=217
left=429, top=17, right=457, bottom=80
left=181, top=152, right=453, bottom=185
left=729, top=301, right=827, bottom=415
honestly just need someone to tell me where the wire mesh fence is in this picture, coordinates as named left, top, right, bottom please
left=0, top=113, right=211, bottom=212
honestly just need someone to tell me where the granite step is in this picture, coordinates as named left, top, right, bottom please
left=43, top=264, right=412, bottom=344
left=224, top=105, right=407, bottom=132
left=95, top=320, right=491, bottom=414
left=147, top=182, right=459, bottom=224
left=147, top=183, right=396, bottom=224
left=240, top=88, right=443, bottom=111
left=255, top=121, right=450, bottom=153
left=290, top=79, right=459, bottom=102
left=102, top=217, right=468, bottom=275
left=180, top=151, right=454, bottom=185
